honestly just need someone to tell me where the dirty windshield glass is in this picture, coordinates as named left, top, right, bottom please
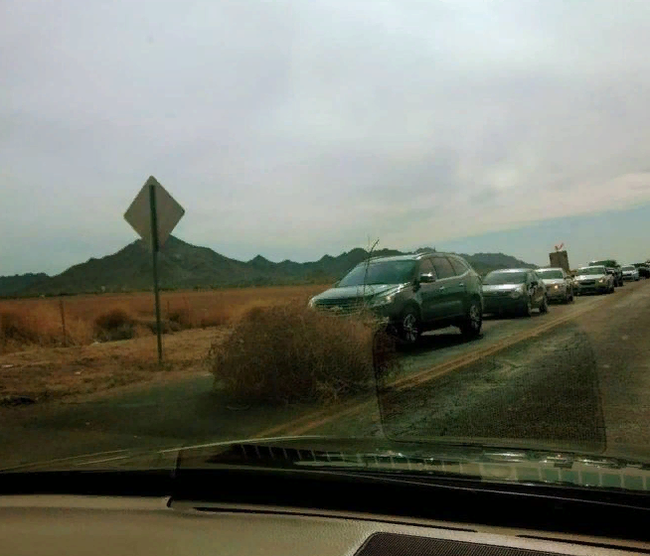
left=579, top=267, right=607, bottom=275
left=537, top=269, right=563, bottom=279
left=2, top=0, right=650, bottom=498
left=483, top=271, right=527, bottom=285
left=338, top=261, right=416, bottom=287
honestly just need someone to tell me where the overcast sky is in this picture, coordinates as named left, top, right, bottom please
left=3, top=0, right=650, bottom=275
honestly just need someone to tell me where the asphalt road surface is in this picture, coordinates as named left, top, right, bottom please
left=2, top=279, right=650, bottom=469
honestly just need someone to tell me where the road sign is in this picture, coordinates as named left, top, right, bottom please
left=124, top=176, right=185, bottom=249
left=124, top=176, right=185, bottom=365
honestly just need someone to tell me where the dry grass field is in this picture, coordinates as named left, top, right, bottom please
left=0, top=285, right=333, bottom=405
left=0, top=285, right=329, bottom=354
left=1, top=284, right=396, bottom=408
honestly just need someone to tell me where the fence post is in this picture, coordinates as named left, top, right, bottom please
left=59, top=298, right=67, bottom=346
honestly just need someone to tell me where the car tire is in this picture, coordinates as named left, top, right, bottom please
left=539, top=295, right=549, bottom=314
left=460, top=298, right=482, bottom=340
left=399, top=307, right=421, bottom=346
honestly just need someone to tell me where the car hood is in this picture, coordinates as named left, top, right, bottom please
left=481, top=284, right=522, bottom=293
left=622, top=269, right=636, bottom=274
left=541, top=279, right=565, bottom=286
left=0, top=446, right=181, bottom=473
left=312, top=283, right=405, bottom=301
left=576, top=273, right=607, bottom=281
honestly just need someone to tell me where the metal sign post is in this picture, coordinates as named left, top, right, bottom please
left=148, top=182, right=163, bottom=364
left=124, top=176, right=185, bottom=365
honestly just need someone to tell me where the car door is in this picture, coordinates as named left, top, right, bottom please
left=562, top=269, right=572, bottom=294
left=429, top=256, right=465, bottom=320
left=447, top=255, right=473, bottom=313
left=416, top=258, right=438, bottom=323
left=528, top=271, right=543, bottom=307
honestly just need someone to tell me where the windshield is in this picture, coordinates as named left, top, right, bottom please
left=622, top=265, right=635, bottom=271
left=3, top=0, right=650, bottom=501
left=579, top=267, right=607, bottom=275
left=590, top=260, right=615, bottom=268
left=337, top=261, right=416, bottom=287
left=482, top=271, right=527, bottom=285
left=537, top=269, right=563, bottom=279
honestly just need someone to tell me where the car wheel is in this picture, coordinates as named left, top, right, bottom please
left=460, top=299, right=482, bottom=339
left=539, top=295, right=549, bottom=314
left=399, top=307, right=421, bottom=346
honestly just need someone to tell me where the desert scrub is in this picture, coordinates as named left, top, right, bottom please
left=208, top=302, right=397, bottom=405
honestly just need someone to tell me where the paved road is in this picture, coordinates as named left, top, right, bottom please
left=2, top=280, right=650, bottom=468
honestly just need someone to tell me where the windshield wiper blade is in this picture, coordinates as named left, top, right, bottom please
left=178, top=438, right=650, bottom=494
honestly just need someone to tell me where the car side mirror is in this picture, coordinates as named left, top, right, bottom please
left=333, top=280, right=340, bottom=287
left=419, top=273, right=435, bottom=283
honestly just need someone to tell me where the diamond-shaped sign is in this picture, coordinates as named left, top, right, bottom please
left=124, top=176, right=185, bottom=249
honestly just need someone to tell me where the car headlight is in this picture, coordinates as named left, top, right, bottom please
left=308, top=297, right=316, bottom=308
left=553, top=284, right=559, bottom=289
left=510, top=288, right=522, bottom=299
left=368, top=293, right=395, bottom=307
left=598, top=277, right=606, bottom=283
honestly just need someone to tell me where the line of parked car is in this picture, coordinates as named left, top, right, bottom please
left=307, top=253, right=650, bottom=346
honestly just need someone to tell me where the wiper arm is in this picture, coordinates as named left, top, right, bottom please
left=178, top=440, right=650, bottom=494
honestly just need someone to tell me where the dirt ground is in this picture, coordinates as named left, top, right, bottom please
left=0, top=326, right=226, bottom=405
left=0, top=283, right=330, bottom=405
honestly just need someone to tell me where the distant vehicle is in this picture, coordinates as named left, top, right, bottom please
left=481, top=269, right=548, bottom=317
left=621, top=264, right=640, bottom=281
left=588, top=259, right=623, bottom=286
left=536, top=267, right=574, bottom=304
left=574, top=265, right=614, bottom=295
left=308, top=253, right=483, bottom=344
left=633, top=263, right=650, bottom=278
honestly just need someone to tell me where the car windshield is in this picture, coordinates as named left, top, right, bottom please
left=622, top=265, right=635, bottom=271
left=537, top=269, right=563, bottom=279
left=482, top=271, right=527, bottom=285
left=338, top=260, right=416, bottom=287
left=4, top=0, right=650, bottom=502
left=579, top=267, right=607, bottom=275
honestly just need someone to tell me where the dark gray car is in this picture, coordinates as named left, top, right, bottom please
left=482, top=269, right=549, bottom=317
left=308, top=253, right=483, bottom=345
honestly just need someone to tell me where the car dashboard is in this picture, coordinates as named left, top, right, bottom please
left=1, top=495, right=648, bottom=555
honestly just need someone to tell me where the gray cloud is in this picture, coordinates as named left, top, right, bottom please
left=2, top=0, right=650, bottom=273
